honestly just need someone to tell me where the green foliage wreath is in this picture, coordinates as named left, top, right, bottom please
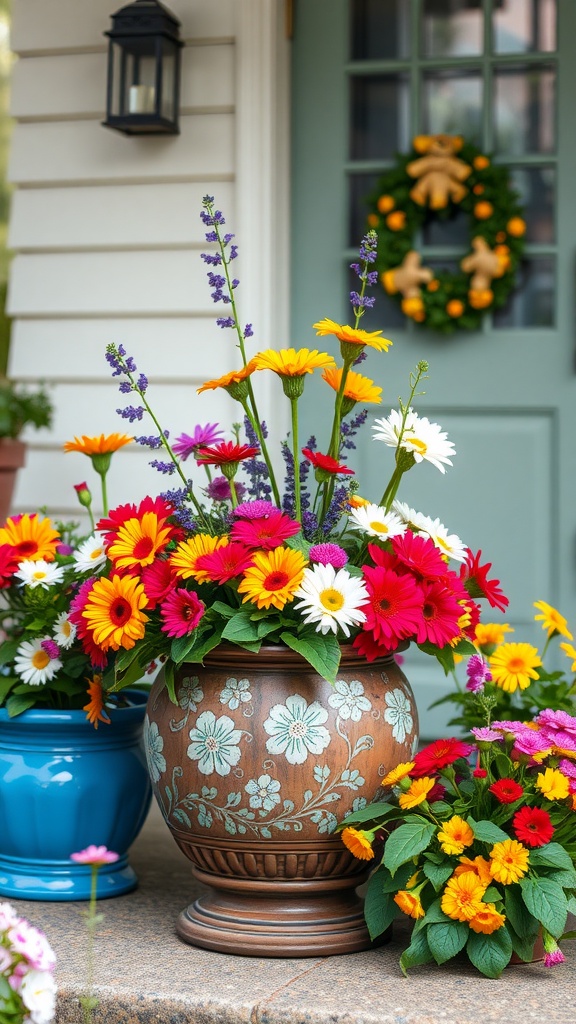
left=366, top=135, right=526, bottom=334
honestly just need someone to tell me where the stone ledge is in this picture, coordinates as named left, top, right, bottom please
left=11, top=803, right=576, bottom=1024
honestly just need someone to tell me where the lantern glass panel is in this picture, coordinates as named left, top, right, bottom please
left=160, top=40, right=176, bottom=119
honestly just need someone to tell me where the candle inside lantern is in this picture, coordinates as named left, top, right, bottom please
left=128, top=84, right=155, bottom=114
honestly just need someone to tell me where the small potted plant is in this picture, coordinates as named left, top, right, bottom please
left=0, top=374, right=53, bottom=521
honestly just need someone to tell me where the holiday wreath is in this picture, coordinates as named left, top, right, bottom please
left=366, top=134, right=526, bottom=334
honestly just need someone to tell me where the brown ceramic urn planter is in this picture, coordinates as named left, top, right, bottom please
left=144, top=643, right=418, bottom=957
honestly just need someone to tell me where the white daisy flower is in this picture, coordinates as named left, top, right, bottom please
left=293, top=563, right=368, bottom=637
left=391, top=500, right=430, bottom=532
left=14, top=560, right=65, bottom=590
left=348, top=503, right=406, bottom=540
left=73, top=532, right=107, bottom=574
left=373, top=407, right=455, bottom=473
left=14, top=638, right=62, bottom=686
left=417, top=516, right=468, bottom=563
left=53, top=610, right=77, bottom=649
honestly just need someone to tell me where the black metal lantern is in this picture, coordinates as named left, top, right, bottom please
left=103, top=0, right=183, bottom=136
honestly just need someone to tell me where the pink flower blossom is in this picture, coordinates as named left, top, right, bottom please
left=544, top=949, right=566, bottom=967
left=308, top=543, right=348, bottom=568
left=70, top=845, right=119, bottom=866
left=7, top=919, right=56, bottom=971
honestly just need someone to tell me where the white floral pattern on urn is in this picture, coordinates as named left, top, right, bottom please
left=383, top=687, right=414, bottom=743
left=263, top=694, right=331, bottom=765
left=144, top=716, right=166, bottom=784
left=187, top=710, right=243, bottom=776
left=219, top=677, right=252, bottom=711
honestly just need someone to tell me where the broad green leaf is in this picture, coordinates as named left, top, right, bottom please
left=544, top=867, right=576, bottom=890
left=163, top=659, right=177, bottom=705
left=399, top=927, right=433, bottom=975
left=423, top=859, right=454, bottom=892
left=428, top=800, right=453, bottom=818
left=427, top=920, right=469, bottom=964
left=171, top=631, right=200, bottom=664
left=481, top=886, right=502, bottom=904
left=417, top=640, right=454, bottom=675
left=0, top=639, right=20, bottom=666
left=381, top=861, right=414, bottom=894
left=466, top=817, right=509, bottom=844
left=504, top=885, right=540, bottom=942
left=363, top=867, right=398, bottom=940
left=285, top=532, right=313, bottom=558
left=520, top=877, right=568, bottom=939
left=566, top=895, right=576, bottom=915
left=231, top=639, right=262, bottom=652
left=6, top=693, right=38, bottom=717
left=508, top=922, right=541, bottom=964
left=529, top=843, right=574, bottom=872
left=210, top=600, right=238, bottom=619
left=256, top=618, right=283, bottom=640
left=0, top=674, right=17, bottom=704
left=383, top=820, right=436, bottom=876
left=338, top=800, right=398, bottom=827
left=422, top=898, right=450, bottom=925
left=222, top=610, right=260, bottom=643
left=181, top=626, right=224, bottom=663
left=113, top=655, right=151, bottom=692
left=466, top=926, right=513, bottom=978
left=451, top=638, right=477, bottom=657
left=279, top=630, right=340, bottom=683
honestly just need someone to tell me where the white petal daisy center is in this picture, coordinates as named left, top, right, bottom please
left=32, top=651, right=50, bottom=670
left=319, top=587, right=345, bottom=612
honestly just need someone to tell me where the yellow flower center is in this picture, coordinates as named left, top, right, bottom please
left=507, top=657, right=525, bottom=672
left=90, top=548, right=104, bottom=561
left=410, top=437, right=427, bottom=455
left=32, top=651, right=50, bottom=670
left=32, top=571, right=47, bottom=581
left=320, top=588, right=345, bottom=612
left=369, top=521, right=389, bottom=534
left=61, top=621, right=72, bottom=637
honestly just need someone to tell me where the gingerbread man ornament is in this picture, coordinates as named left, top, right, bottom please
left=460, top=236, right=511, bottom=308
left=406, top=134, right=472, bottom=210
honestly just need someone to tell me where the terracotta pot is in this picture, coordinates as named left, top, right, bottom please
left=145, top=643, right=418, bottom=957
left=0, top=439, right=26, bottom=523
left=509, top=930, right=545, bottom=965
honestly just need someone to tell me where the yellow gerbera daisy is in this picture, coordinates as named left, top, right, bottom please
left=489, top=642, right=542, bottom=693
left=237, top=546, right=307, bottom=611
left=454, top=855, right=493, bottom=887
left=82, top=574, right=148, bottom=652
left=170, top=534, right=228, bottom=583
left=321, top=366, right=383, bottom=404
left=393, top=890, right=425, bottom=919
left=468, top=905, right=506, bottom=934
left=252, top=348, right=335, bottom=377
left=534, top=600, right=573, bottom=641
left=107, top=513, right=173, bottom=571
left=197, top=360, right=257, bottom=394
left=0, top=513, right=60, bottom=562
left=341, top=827, right=375, bottom=861
left=398, top=776, right=435, bottom=810
left=489, top=839, right=529, bottom=885
left=381, top=761, right=415, bottom=787
left=441, top=872, right=487, bottom=922
left=437, top=815, right=475, bottom=856
left=63, top=433, right=133, bottom=455
left=560, top=642, right=576, bottom=671
left=535, top=767, right=570, bottom=801
left=474, top=622, right=514, bottom=649
left=313, top=317, right=393, bottom=352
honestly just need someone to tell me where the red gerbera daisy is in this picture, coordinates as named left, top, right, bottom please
left=366, top=543, right=398, bottom=573
left=489, top=778, right=524, bottom=803
left=412, top=738, right=473, bottom=777
left=460, top=548, right=509, bottom=612
left=230, top=511, right=300, bottom=550
left=195, top=441, right=259, bottom=466
left=0, top=544, right=19, bottom=588
left=160, top=588, right=205, bottom=637
left=301, top=448, right=354, bottom=475
left=390, top=530, right=448, bottom=580
left=361, top=564, right=423, bottom=649
left=194, top=541, right=255, bottom=583
left=352, top=629, right=398, bottom=662
left=97, top=496, right=175, bottom=547
left=141, top=558, right=178, bottom=610
left=513, top=806, right=554, bottom=847
left=69, top=578, right=108, bottom=670
left=415, top=580, right=462, bottom=647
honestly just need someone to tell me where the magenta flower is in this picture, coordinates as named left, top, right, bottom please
left=232, top=500, right=279, bottom=519
left=172, top=423, right=225, bottom=461
left=231, top=511, right=300, bottom=550
left=544, top=949, right=566, bottom=967
left=470, top=726, right=502, bottom=743
left=465, top=653, right=492, bottom=693
left=70, top=845, right=120, bottom=866
left=205, top=475, right=246, bottom=502
left=308, top=543, right=348, bottom=568
left=160, top=588, right=205, bottom=637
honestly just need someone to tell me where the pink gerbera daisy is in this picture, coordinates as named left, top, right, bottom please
left=460, top=548, right=509, bottom=612
left=232, top=500, right=280, bottom=519
left=69, top=578, right=108, bottom=669
left=194, top=541, right=255, bottom=583
left=172, top=423, right=225, bottom=461
left=361, top=564, right=424, bottom=649
left=231, top=511, right=300, bottom=550
left=390, top=530, right=449, bottom=580
left=160, top=588, right=205, bottom=637
left=141, top=558, right=178, bottom=609
left=308, top=543, right=348, bottom=568
left=415, top=580, right=462, bottom=647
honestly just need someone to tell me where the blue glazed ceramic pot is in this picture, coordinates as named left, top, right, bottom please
left=0, top=690, right=152, bottom=901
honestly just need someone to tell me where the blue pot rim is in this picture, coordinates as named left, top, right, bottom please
left=0, top=687, right=149, bottom=726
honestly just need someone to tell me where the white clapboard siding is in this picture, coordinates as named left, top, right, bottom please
left=9, top=318, right=241, bottom=379
left=11, top=0, right=234, bottom=54
left=8, top=183, right=235, bottom=251
left=8, top=113, right=234, bottom=186
left=10, top=45, right=234, bottom=121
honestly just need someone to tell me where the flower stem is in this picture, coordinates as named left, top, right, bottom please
left=291, top=397, right=301, bottom=522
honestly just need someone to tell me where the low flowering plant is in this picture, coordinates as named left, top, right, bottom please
left=338, top=700, right=576, bottom=977
left=0, top=902, right=56, bottom=1024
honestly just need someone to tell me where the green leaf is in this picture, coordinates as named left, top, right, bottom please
left=0, top=639, right=20, bottom=666
left=466, top=817, right=509, bottom=844
left=520, top=877, right=568, bottom=939
left=422, top=898, right=450, bottom=925
left=222, top=610, right=260, bottom=643
left=417, top=640, right=454, bottom=675
left=363, top=867, right=398, bottom=940
left=181, top=626, right=224, bottom=663
left=163, top=659, right=177, bottom=705
left=279, top=630, right=340, bottom=684
left=428, top=800, right=453, bottom=818
left=285, top=531, right=312, bottom=558
left=422, top=859, right=453, bottom=892
left=508, top=922, right=541, bottom=964
left=504, top=885, right=540, bottom=942
left=210, top=600, right=238, bottom=619
left=399, top=927, right=433, bottom=975
left=338, top=799, right=398, bottom=828
left=383, top=820, right=437, bottom=876
left=380, top=861, right=414, bottom=894
left=482, top=886, right=502, bottom=904
left=466, top=926, right=512, bottom=978
left=529, top=843, right=574, bottom=872
left=546, top=868, right=576, bottom=890
left=171, top=631, right=201, bottom=664
left=451, top=638, right=477, bottom=657
left=0, top=674, right=17, bottom=704
left=427, top=920, right=469, bottom=964
left=6, top=692, right=38, bottom=717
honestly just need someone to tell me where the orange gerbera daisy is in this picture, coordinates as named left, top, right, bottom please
left=341, top=827, right=375, bottom=861
left=489, top=839, right=530, bottom=885
left=393, top=889, right=425, bottom=920
left=398, top=776, right=435, bottom=810
left=82, top=574, right=148, bottom=652
left=322, top=366, right=383, bottom=405
left=107, top=512, right=173, bottom=570
left=237, top=546, right=307, bottom=611
left=197, top=360, right=257, bottom=395
left=454, top=855, right=492, bottom=887
left=441, top=872, right=487, bottom=922
left=63, top=433, right=133, bottom=455
left=381, top=761, right=415, bottom=787
left=0, top=513, right=60, bottom=562
left=253, top=348, right=336, bottom=377
left=437, top=815, right=475, bottom=855
left=83, top=676, right=110, bottom=729
left=468, top=905, right=506, bottom=934
left=313, top=317, right=392, bottom=353
left=170, top=534, right=228, bottom=583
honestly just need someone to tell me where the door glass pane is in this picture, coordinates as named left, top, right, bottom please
left=349, top=172, right=381, bottom=245
left=350, top=74, right=410, bottom=159
left=423, top=70, right=482, bottom=140
left=494, top=65, right=555, bottom=155
left=351, top=0, right=410, bottom=60
left=422, top=0, right=483, bottom=57
left=422, top=207, right=470, bottom=247
left=509, top=165, right=555, bottom=243
left=493, top=256, right=555, bottom=327
left=493, top=0, right=557, bottom=54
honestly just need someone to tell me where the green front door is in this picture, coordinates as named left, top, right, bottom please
left=291, top=0, right=576, bottom=737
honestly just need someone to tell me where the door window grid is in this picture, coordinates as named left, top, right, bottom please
left=347, top=0, right=558, bottom=329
